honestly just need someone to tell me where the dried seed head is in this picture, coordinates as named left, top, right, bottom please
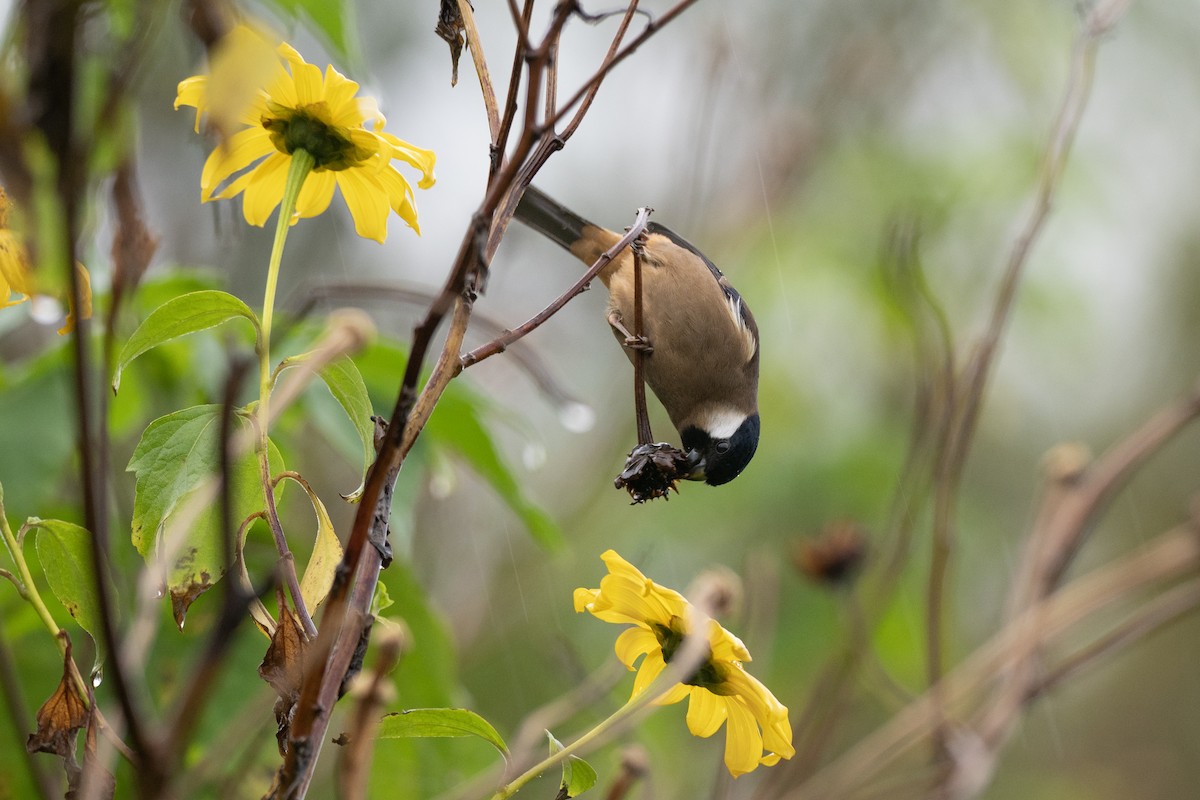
left=614, top=442, right=690, bottom=504
left=794, top=521, right=868, bottom=586
left=687, top=566, right=743, bottom=619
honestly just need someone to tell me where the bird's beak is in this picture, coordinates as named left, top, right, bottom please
left=683, top=449, right=706, bottom=481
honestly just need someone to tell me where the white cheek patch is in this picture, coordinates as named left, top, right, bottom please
left=701, top=408, right=747, bottom=440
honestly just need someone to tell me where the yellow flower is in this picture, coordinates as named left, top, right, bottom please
left=0, top=187, right=91, bottom=335
left=175, top=25, right=436, bottom=243
left=575, top=550, right=795, bottom=777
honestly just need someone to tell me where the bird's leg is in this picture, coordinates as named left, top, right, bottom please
left=608, top=311, right=653, bottom=353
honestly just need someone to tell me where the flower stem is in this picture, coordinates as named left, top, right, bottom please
left=259, top=148, right=315, bottom=405
left=489, top=694, right=647, bottom=800
left=256, top=148, right=319, bottom=638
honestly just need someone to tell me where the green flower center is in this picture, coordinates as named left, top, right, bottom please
left=654, top=618, right=736, bottom=695
left=262, top=102, right=372, bottom=171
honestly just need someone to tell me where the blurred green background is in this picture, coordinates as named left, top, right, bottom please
left=2, top=0, right=1200, bottom=798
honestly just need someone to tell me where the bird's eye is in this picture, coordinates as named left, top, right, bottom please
left=715, top=441, right=731, bottom=455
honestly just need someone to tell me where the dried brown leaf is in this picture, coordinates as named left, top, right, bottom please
left=435, top=0, right=466, bottom=87
left=27, top=645, right=87, bottom=758
left=260, top=609, right=309, bottom=754
left=170, top=572, right=214, bottom=630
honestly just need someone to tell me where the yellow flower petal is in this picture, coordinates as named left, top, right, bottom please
left=242, top=153, right=291, bottom=227
left=630, top=650, right=668, bottom=699
left=295, top=170, right=337, bottom=219
left=708, top=620, right=752, bottom=664
left=175, top=75, right=209, bottom=132
left=335, top=168, right=390, bottom=244
left=58, top=263, right=92, bottom=335
left=573, top=587, right=599, bottom=613
left=656, top=682, right=691, bottom=706
left=200, top=127, right=274, bottom=201
left=323, top=67, right=361, bottom=122
left=375, top=164, right=420, bottom=234
left=382, top=132, right=437, bottom=189
left=723, top=697, right=765, bottom=778
left=613, top=627, right=658, bottom=671
left=685, top=686, right=727, bottom=738
left=0, top=229, right=31, bottom=306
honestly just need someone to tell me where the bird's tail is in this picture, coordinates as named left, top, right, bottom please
left=514, top=185, right=593, bottom=253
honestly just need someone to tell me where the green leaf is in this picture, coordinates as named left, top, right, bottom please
left=547, top=732, right=598, bottom=798
left=278, top=474, right=344, bottom=611
left=377, top=708, right=508, bottom=757
left=261, top=0, right=352, bottom=58
left=317, top=356, right=376, bottom=500
left=370, top=580, right=394, bottom=617
left=127, top=405, right=283, bottom=626
left=113, top=290, right=259, bottom=392
left=425, top=387, right=563, bottom=550
left=29, top=518, right=112, bottom=674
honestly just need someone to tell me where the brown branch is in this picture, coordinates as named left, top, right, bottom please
left=559, top=0, right=641, bottom=140
left=631, top=231, right=653, bottom=445
left=923, top=9, right=1119, bottom=761
left=278, top=1, right=702, bottom=792
left=336, top=627, right=405, bottom=800
left=456, top=0, right=500, bottom=141
left=493, top=0, right=534, bottom=178
left=793, top=524, right=1200, bottom=799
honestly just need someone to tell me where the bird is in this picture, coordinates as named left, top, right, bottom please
left=515, top=186, right=760, bottom=486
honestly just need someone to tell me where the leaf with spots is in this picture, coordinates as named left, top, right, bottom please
left=29, top=518, right=113, bottom=676
left=127, top=405, right=284, bottom=626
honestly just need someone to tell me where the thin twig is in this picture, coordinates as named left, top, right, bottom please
left=924, top=14, right=1111, bottom=761
left=456, top=0, right=500, bottom=140
left=291, top=281, right=583, bottom=408
left=792, top=524, right=1200, bottom=799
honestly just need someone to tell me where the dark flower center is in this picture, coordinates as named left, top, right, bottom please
left=654, top=618, right=735, bottom=695
left=262, top=102, right=372, bottom=171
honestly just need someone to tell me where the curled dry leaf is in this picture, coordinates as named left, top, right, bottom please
left=435, top=0, right=466, bottom=87
left=613, top=442, right=690, bottom=504
left=259, top=609, right=309, bottom=755
left=27, top=643, right=87, bottom=758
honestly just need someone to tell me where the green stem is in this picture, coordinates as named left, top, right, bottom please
left=258, top=148, right=315, bottom=413
left=255, top=148, right=319, bottom=638
left=0, top=512, right=64, bottom=652
left=489, top=694, right=646, bottom=800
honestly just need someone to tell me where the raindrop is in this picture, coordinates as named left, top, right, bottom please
left=29, top=296, right=63, bottom=326
left=558, top=402, right=595, bottom=433
left=429, top=469, right=455, bottom=500
left=154, top=585, right=165, bottom=599
left=522, top=442, right=546, bottom=470
left=91, top=667, right=103, bottom=688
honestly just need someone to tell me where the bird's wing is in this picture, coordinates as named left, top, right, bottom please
left=648, top=222, right=759, bottom=365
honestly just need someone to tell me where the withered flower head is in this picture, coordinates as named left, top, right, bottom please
left=614, top=442, right=691, bottom=504
left=794, top=521, right=868, bottom=587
